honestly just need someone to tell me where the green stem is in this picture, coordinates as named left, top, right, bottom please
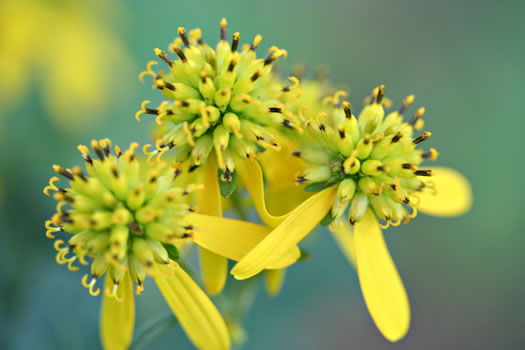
left=129, top=313, right=179, bottom=350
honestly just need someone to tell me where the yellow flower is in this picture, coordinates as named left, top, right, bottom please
left=230, top=86, right=472, bottom=341
left=43, top=139, right=297, bottom=350
left=0, top=0, right=131, bottom=132
left=135, top=19, right=304, bottom=295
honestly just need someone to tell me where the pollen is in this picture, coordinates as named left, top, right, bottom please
left=136, top=19, right=303, bottom=178
left=295, top=85, right=438, bottom=227
left=44, top=140, right=200, bottom=296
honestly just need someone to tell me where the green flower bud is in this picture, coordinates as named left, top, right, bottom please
left=297, top=85, right=436, bottom=226
left=137, top=19, right=302, bottom=178
left=45, top=140, right=196, bottom=296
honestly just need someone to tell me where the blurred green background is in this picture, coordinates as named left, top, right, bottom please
left=1, top=0, right=523, bottom=349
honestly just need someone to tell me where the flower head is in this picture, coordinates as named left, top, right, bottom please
left=136, top=19, right=302, bottom=180
left=44, top=139, right=199, bottom=294
left=295, top=85, right=436, bottom=228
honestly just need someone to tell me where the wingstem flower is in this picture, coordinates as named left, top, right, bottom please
left=43, top=139, right=298, bottom=350
left=135, top=18, right=303, bottom=295
left=231, top=86, right=472, bottom=342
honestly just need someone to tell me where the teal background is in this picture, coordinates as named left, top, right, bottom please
left=1, top=0, right=524, bottom=349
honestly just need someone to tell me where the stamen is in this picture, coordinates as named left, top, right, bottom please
left=413, top=131, right=431, bottom=144
left=81, top=274, right=100, bottom=296
left=376, top=85, right=385, bottom=104
left=43, top=177, right=60, bottom=196
left=220, top=18, right=228, bottom=41
left=136, top=282, right=144, bottom=295
left=250, top=35, right=262, bottom=50
left=343, top=101, right=353, bottom=119
left=178, top=27, right=190, bottom=48
left=414, top=169, right=433, bottom=177
left=139, top=61, right=158, bottom=83
left=91, top=140, right=105, bottom=160
left=154, top=48, right=173, bottom=67
left=105, top=282, right=123, bottom=302
left=53, top=165, right=74, bottom=180
left=398, top=95, right=415, bottom=115
left=409, top=107, right=425, bottom=126
left=391, top=132, right=402, bottom=143
left=423, top=147, right=439, bottom=160
left=231, top=32, right=240, bottom=52
left=173, top=46, right=187, bottom=62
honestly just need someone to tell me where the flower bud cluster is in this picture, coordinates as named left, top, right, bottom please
left=137, top=19, right=303, bottom=180
left=44, top=139, right=199, bottom=296
left=295, top=86, right=438, bottom=228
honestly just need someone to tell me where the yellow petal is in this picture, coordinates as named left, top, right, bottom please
left=354, top=209, right=410, bottom=342
left=235, top=158, right=290, bottom=228
left=100, top=272, right=134, bottom=350
left=197, top=156, right=227, bottom=295
left=264, top=268, right=286, bottom=296
left=331, top=224, right=356, bottom=269
left=231, top=187, right=337, bottom=280
left=417, top=167, right=472, bottom=217
left=154, top=262, right=231, bottom=350
left=187, top=213, right=300, bottom=269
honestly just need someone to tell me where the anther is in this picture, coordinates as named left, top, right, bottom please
left=220, top=18, right=228, bottom=41
left=264, top=53, right=277, bottom=66
left=173, top=46, right=187, bottom=62
left=296, top=176, right=306, bottom=184
left=227, top=58, right=237, bottom=72
left=376, top=85, right=385, bottom=104
left=231, top=32, right=240, bottom=52
left=338, top=125, right=345, bottom=139
left=269, top=106, right=283, bottom=113
left=154, top=48, right=173, bottom=67
left=178, top=27, right=190, bottom=48
left=413, top=131, right=431, bottom=144
left=250, top=35, right=262, bottom=50
left=292, top=151, right=301, bottom=157
left=91, top=140, right=105, bottom=160
left=415, top=169, right=433, bottom=176
left=53, top=165, right=74, bottom=180
left=391, top=132, right=403, bottom=143
left=423, top=147, right=439, bottom=160
left=402, top=163, right=416, bottom=170
left=72, top=166, right=87, bottom=182
left=409, top=107, right=425, bottom=126
left=250, top=70, right=263, bottom=81
left=398, top=95, right=415, bottom=115
left=343, top=101, right=353, bottom=119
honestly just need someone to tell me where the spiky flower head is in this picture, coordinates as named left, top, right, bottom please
left=136, top=19, right=302, bottom=181
left=44, top=139, right=200, bottom=297
left=295, top=85, right=438, bottom=229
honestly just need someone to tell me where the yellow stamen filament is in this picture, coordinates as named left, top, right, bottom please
left=135, top=283, right=144, bottom=295
left=45, top=220, right=60, bottom=239
left=139, top=61, right=158, bottom=83
left=43, top=177, right=60, bottom=196
left=81, top=274, right=101, bottom=296
left=136, top=100, right=152, bottom=122
left=182, top=122, right=195, bottom=146
left=105, top=283, right=123, bottom=302
left=378, top=220, right=391, bottom=229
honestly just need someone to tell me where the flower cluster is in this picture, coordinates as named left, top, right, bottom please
left=136, top=19, right=302, bottom=180
left=296, top=85, right=437, bottom=228
left=43, top=18, right=472, bottom=350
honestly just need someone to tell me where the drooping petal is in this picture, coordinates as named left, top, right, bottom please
left=235, top=157, right=290, bottom=228
left=231, top=187, right=337, bottom=280
left=416, top=167, right=472, bottom=217
left=197, top=156, right=228, bottom=295
left=100, top=272, right=134, bottom=350
left=154, top=262, right=230, bottom=350
left=187, top=213, right=299, bottom=269
left=331, top=224, right=356, bottom=269
left=264, top=268, right=286, bottom=296
left=354, top=209, right=410, bottom=342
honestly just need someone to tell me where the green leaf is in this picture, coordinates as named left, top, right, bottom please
left=319, top=211, right=334, bottom=226
left=162, top=243, right=180, bottom=260
left=218, top=169, right=237, bottom=198
left=304, top=181, right=331, bottom=192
